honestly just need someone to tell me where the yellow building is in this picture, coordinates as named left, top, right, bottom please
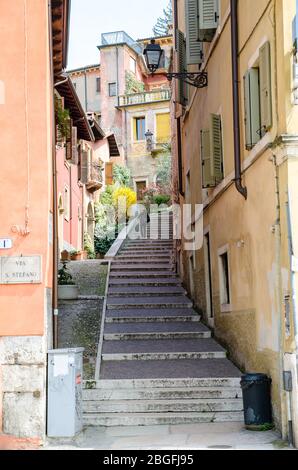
left=171, top=0, right=298, bottom=443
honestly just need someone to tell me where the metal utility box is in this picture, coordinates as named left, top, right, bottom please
left=47, top=348, right=84, bottom=437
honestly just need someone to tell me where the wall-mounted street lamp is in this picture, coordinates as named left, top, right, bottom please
left=143, top=39, right=207, bottom=89
left=145, top=129, right=154, bottom=152
left=143, top=40, right=164, bottom=74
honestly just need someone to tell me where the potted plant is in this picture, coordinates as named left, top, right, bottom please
left=70, top=250, right=87, bottom=261
left=61, top=250, right=70, bottom=261
left=58, top=262, right=79, bottom=300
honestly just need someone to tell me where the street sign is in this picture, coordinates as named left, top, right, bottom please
left=0, top=255, right=42, bottom=284
left=0, top=239, right=12, bottom=249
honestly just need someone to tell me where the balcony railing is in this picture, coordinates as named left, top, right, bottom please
left=118, top=88, right=171, bottom=107
left=86, top=165, right=103, bottom=193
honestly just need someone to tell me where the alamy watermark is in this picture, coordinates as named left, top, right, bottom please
left=96, top=197, right=204, bottom=252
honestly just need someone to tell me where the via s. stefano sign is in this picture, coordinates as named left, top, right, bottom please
left=0, top=256, right=42, bottom=284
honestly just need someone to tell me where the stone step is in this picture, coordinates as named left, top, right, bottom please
left=99, top=359, right=240, bottom=381
left=108, top=278, right=182, bottom=287
left=85, top=376, right=242, bottom=389
left=104, top=322, right=209, bottom=334
left=83, top=398, right=243, bottom=414
left=83, top=386, right=242, bottom=401
left=104, top=331, right=211, bottom=341
left=101, top=338, right=227, bottom=361
left=104, top=322, right=211, bottom=340
left=110, top=265, right=175, bottom=272
left=119, top=251, right=173, bottom=257
left=111, top=259, right=173, bottom=265
left=109, top=271, right=178, bottom=279
left=121, top=247, right=173, bottom=252
left=83, top=411, right=244, bottom=426
left=106, top=296, right=193, bottom=309
left=125, top=242, right=174, bottom=247
left=105, top=308, right=201, bottom=323
left=108, top=286, right=186, bottom=297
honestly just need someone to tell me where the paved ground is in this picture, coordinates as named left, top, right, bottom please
left=45, top=423, right=290, bottom=450
left=58, top=260, right=107, bottom=379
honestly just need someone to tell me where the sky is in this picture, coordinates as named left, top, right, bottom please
left=67, top=0, right=169, bottom=70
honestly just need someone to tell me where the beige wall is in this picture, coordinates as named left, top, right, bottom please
left=174, top=0, right=298, bottom=434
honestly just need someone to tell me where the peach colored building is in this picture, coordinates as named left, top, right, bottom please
left=0, top=0, right=71, bottom=446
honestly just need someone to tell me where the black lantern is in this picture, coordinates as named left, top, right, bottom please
left=143, top=39, right=163, bottom=74
left=145, top=129, right=154, bottom=152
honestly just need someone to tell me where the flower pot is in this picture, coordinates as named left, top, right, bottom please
left=61, top=250, right=70, bottom=261
left=58, top=285, right=79, bottom=300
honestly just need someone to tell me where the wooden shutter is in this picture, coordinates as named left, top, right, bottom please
left=70, top=126, right=78, bottom=164
left=156, top=113, right=171, bottom=143
left=105, top=162, right=114, bottom=186
left=198, top=0, right=219, bottom=42
left=65, top=117, right=73, bottom=160
left=201, top=129, right=215, bottom=188
left=210, top=114, right=223, bottom=182
left=80, top=150, right=89, bottom=184
left=186, top=0, right=203, bottom=65
left=176, top=29, right=187, bottom=105
left=259, top=41, right=272, bottom=131
left=244, top=68, right=261, bottom=150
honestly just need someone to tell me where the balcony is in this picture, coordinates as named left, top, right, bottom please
left=86, top=164, right=103, bottom=193
left=118, top=88, right=171, bottom=107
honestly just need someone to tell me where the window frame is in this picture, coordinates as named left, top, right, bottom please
left=63, top=185, right=70, bottom=222
left=134, top=116, right=146, bottom=142
left=96, top=77, right=101, bottom=93
left=218, top=245, right=232, bottom=313
left=108, top=82, right=117, bottom=97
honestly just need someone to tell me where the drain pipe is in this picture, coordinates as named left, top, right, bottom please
left=230, top=0, right=247, bottom=199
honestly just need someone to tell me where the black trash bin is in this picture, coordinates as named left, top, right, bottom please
left=240, top=373, right=273, bottom=430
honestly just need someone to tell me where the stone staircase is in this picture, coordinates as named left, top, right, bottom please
left=83, top=212, right=243, bottom=426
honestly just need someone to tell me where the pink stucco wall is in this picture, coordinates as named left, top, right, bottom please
left=0, top=0, right=53, bottom=336
left=56, top=148, right=83, bottom=251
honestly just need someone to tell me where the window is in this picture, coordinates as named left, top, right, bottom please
left=244, top=41, right=272, bottom=150
left=133, top=117, right=146, bottom=141
left=136, top=180, right=147, bottom=200
left=64, top=186, right=70, bottom=221
left=96, top=77, right=101, bottom=93
left=109, top=82, right=117, bottom=97
left=200, top=114, right=223, bottom=188
left=156, top=113, right=170, bottom=143
left=130, top=57, right=136, bottom=74
left=218, top=248, right=231, bottom=309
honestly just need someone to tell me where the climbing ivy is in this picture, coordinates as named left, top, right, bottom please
left=125, top=71, right=145, bottom=94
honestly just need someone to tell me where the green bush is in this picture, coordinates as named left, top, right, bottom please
left=84, top=233, right=95, bottom=259
left=58, top=262, right=75, bottom=285
left=154, top=194, right=171, bottom=206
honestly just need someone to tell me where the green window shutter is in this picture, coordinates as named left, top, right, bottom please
left=244, top=69, right=261, bottom=150
left=198, top=0, right=219, bottom=42
left=259, top=41, right=272, bottom=131
left=201, top=129, right=215, bottom=188
left=210, top=114, right=223, bottom=182
left=176, top=29, right=187, bottom=105
left=186, top=0, right=203, bottom=65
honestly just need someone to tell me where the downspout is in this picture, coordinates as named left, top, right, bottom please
left=230, top=0, right=247, bottom=199
left=48, top=0, right=58, bottom=349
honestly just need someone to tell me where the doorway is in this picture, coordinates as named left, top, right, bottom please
left=135, top=180, right=147, bottom=201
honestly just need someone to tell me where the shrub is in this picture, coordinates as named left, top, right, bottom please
left=113, top=165, right=131, bottom=187
left=154, top=194, right=171, bottom=206
left=84, top=233, right=95, bottom=259
left=58, top=262, right=75, bottom=285
left=113, top=187, right=137, bottom=213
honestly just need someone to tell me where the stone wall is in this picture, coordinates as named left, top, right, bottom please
left=0, top=336, right=46, bottom=438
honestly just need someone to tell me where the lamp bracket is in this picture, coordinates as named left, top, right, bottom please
left=166, top=72, right=208, bottom=88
